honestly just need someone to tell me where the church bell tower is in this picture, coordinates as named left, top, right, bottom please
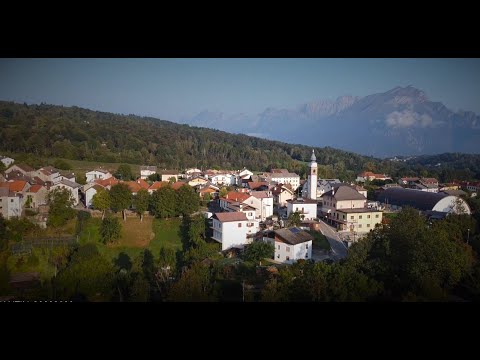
left=308, top=149, right=317, bottom=200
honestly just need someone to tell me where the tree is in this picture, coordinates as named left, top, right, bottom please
left=100, top=216, right=122, bottom=244
left=243, top=241, right=274, bottom=265
left=109, top=183, right=131, bottom=221
left=115, top=164, right=134, bottom=181
left=75, top=172, right=87, bottom=185
left=147, top=173, right=161, bottom=182
left=133, top=189, right=150, bottom=221
left=287, top=211, right=301, bottom=227
left=47, top=188, right=75, bottom=228
left=203, top=192, right=211, bottom=202
left=219, top=187, right=228, bottom=198
left=0, top=161, right=5, bottom=173
left=176, top=185, right=199, bottom=216
left=92, top=188, right=110, bottom=220
left=53, top=159, right=72, bottom=170
left=168, top=176, right=176, bottom=184
left=168, top=262, right=217, bottom=302
left=150, top=185, right=176, bottom=218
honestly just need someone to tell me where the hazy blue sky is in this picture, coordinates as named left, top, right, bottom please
left=1, top=58, right=479, bottom=121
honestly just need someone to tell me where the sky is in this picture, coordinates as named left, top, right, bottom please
left=0, top=58, right=479, bottom=122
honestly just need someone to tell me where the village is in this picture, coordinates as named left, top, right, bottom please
left=0, top=151, right=474, bottom=267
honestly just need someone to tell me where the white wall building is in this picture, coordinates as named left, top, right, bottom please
left=86, top=169, right=112, bottom=183
left=265, top=172, right=301, bottom=191
left=0, top=188, right=23, bottom=219
left=307, top=149, right=317, bottom=200
left=211, top=212, right=259, bottom=251
left=51, top=179, right=81, bottom=206
left=140, top=166, right=157, bottom=180
left=250, top=191, right=274, bottom=221
left=263, top=227, right=313, bottom=264
left=286, top=198, right=318, bottom=220
left=210, top=173, right=236, bottom=186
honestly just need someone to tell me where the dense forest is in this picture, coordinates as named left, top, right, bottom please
left=1, top=101, right=479, bottom=182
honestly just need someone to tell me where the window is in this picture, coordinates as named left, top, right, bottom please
left=305, top=254, right=308, bottom=258
left=277, top=245, right=280, bottom=250
left=367, top=224, right=371, bottom=228
left=359, top=215, right=362, bottom=219
left=286, top=247, right=290, bottom=252
left=277, top=254, right=280, bottom=259
left=367, top=215, right=371, bottom=219
left=306, top=243, right=309, bottom=249
left=375, top=214, right=379, bottom=218
left=358, top=224, right=362, bottom=228
left=238, top=223, right=242, bottom=228
left=286, top=256, right=290, bottom=261
left=11, top=199, right=14, bottom=203
left=248, top=212, right=252, bottom=216
left=350, top=216, right=354, bottom=220
left=343, top=215, right=345, bottom=219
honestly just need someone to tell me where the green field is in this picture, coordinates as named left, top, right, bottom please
left=78, top=215, right=182, bottom=262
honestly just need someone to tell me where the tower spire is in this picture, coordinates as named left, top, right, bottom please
left=311, top=149, right=316, bottom=162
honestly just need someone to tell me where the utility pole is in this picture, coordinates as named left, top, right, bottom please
left=467, top=228, right=470, bottom=244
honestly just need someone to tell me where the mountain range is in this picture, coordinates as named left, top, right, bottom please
left=181, top=86, right=480, bottom=157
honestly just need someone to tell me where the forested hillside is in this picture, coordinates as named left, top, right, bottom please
left=1, top=101, right=479, bottom=182
left=0, top=101, right=379, bottom=178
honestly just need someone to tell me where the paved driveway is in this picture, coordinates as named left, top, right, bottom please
left=318, top=220, right=348, bottom=261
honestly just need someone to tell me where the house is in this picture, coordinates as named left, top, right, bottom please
left=50, top=179, right=82, bottom=206
left=124, top=181, right=143, bottom=195
left=320, top=185, right=382, bottom=231
left=219, top=191, right=252, bottom=210
left=188, top=176, right=209, bottom=187
left=86, top=169, right=112, bottom=183
left=211, top=212, right=259, bottom=251
left=460, top=181, right=480, bottom=193
left=34, top=166, right=61, bottom=185
left=286, top=198, right=318, bottom=220
left=140, top=166, right=157, bottom=180
left=377, top=187, right=471, bottom=215
left=198, top=187, right=217, bottom=199
left=439, top=183, right=460, bottom=191
left=2, top=180, right=31, bottom=196
left=148, top=181, right=169, bottom=194
left=272, top=184, right=295, bottom=207
left=246, top=181, right=269, bottom=191
left=94, top=177, right=119, bottom=189
left=0, top=187, right=23, bottom=219
left=82, top=183, right=104, bottom=208
left=0, top=155, right=14, bottom=168
left=250, top=191, right=274, bottom=221
left=4, top=164, right=34, bottom=177
left=238, top=168, right=253, bottom=178
left=159, top=170, right=180, bottom=182
left=59, top=172, right=76, bottom=182
left=356, top=171, right=392, bottom=183
left=223, top=202, right=257, bottom=221
left=262, top=171, right=300, bottom=191
left=262, top=228, right=313, bottom=264
left=398, top=177, right=420, bottom=185
left=25, top=184, right=48, bottom=209
left=185, top=168, right=202, bottom=179
left=171, top=181, right=188, bottom=190
left=210, top=173, right=236, bottom=186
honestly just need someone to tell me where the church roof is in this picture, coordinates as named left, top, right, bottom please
left=311, top=149, right=316, bottom=162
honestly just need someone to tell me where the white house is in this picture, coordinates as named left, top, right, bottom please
left=0, top=187, right=23, bottom=219
left=272, top=184, right=295, bottom=207
left=34, top=166, right=61, bottom=185
left=263, top=171, right=301, bottom=190
left=250, top=191, right=274, bottom=221
left=25, top=184, right=48, bottom=209
left=140, top=166, right=157, bottom=180
left=210, top=173, right=236, bottom=186
left=263, top=227, right=313, bottom=264
left=0, top=156, right=14, bottom=168
left=86, top=169, right=112, bottom=183
left=82, top=183, right=105, bottom=208
left=286, top=198, right=318, bottom=220
left=211, top=212, right=259, bottom=251
left=51, top=179, right=82, bottom=206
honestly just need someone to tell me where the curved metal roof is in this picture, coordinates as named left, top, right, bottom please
left=377, top=188, right=449, bottom=211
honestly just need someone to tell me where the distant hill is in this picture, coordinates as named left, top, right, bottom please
left=0, top=101, right=381, bottom=180
left=183, top=86, right=480, bottom=157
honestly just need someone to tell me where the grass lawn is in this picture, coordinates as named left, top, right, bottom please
left=63, top=158, right=141, bottom=176
left=77, top=215, right=182, bottom=262
left=150, top=218, right=183, bottom=255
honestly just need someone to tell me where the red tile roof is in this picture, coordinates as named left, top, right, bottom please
left=28, top=184, right=44, bottom=193
left=224, top=191, right=251, bottom=202
left=7, top=180, right=28, bottom=192
left=125, top=181, right=142, bottom=193
left=148, top=181, right=169, bottom=191
left=247, top=181, right=269, bottom=190
left=171, top=181, right=188, bottom=190
left=95, top=177, right=119, bottom=187
left=136, top=178, right=150, bottom=190
left=214, top=212, right=248, bottom=222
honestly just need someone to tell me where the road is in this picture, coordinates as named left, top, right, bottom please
left=318, top=220, right=348, bottom=261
